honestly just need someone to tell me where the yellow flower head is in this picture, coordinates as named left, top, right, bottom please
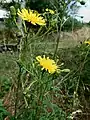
left=36, top=55, right=59, bottom=74
left=45, top=8, right=55, bottom=14
left=17, top=8, right=46, bottom=25
left=84, top=40, right=90, bottom=45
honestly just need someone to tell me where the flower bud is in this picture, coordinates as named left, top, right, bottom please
left=61, top=69, right=70, bottom=72
left=10, top=6, right=16, bottom=16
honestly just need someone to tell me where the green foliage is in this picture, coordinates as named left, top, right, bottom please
left=16, top=104, right=67, bottom=120
left=26, top=0, right=50, bottom=12
left=58, top=43, right=90, bottom=109
left=86, top=21, right=90, bottom=26
left=0, top=100, right=9, bottom=120
left=0, top=76, right=11, bottom=98
left=62, top=17, right=83, bottom=31
left=1, top=1, right=20, bottom=11
left=60, top=44, right=90, bottom=83
left=4, top=5, right=18, bottom=29
left=4, top=17, right=16, bottom=29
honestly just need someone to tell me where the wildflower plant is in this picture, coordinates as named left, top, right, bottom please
left=7, top=7, right=70, bottom=119
left=2, top=1, right=90, bottom=119
left=43, top=8, right=57, bottom=31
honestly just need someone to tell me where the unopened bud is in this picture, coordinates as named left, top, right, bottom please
left=61, top=69, right=70, bottom=72
left=10, top=6, right=16, bottom=16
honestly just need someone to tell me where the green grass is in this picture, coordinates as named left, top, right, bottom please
left=0, top=52, right=18, bottom=77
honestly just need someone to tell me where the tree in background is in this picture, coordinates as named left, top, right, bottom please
left=62, top=17, right=83, bottom=31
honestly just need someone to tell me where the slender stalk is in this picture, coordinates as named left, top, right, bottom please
left=14, top=1, right=27, bottom=117
left=53, top=21, right=62, bottom=59
left=14, top=28, right=23, bottom=118
left=14, top=64, right=22, bottom=118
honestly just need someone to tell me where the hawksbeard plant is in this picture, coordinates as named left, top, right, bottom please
left=8, top=7, right=70, bottom=119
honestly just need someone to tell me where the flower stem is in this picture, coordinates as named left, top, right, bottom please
left=53, top=24, right=62, bottom=59
left=14, top=64, right=22, bottom=118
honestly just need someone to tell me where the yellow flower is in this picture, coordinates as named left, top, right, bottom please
left=84, top=40, right=90, bottom=45
left=36, top=55, right=59, bottom=74
left=17, top=8, right=46, bottom=25
left=45, top=8, right=55, bottom=14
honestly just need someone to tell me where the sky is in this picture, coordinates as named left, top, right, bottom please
left=76, top=0, right=90, bottom=22
left=0, top=0, right=18, bottom=3
left=0, top=9, right=9, bottom=18
left=0, top=0, right=90, bottom=22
